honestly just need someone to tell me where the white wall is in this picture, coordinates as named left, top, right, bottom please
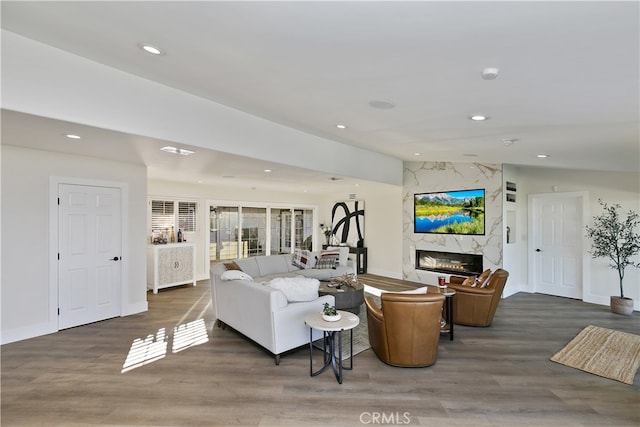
left=1, top=146, right=148, bottom=344
left=502, top=164, right=528, bottom=297
left=517, top=167, right=640, bottom=309
left=318, top=184, right=404, bottom=279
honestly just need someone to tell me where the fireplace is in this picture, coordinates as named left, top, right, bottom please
left=415, top=250, right=483, bottom=276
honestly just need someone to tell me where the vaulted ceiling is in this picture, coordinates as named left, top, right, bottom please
left=2, top=1, right=638, bottom=192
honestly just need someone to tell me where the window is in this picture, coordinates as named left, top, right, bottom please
left=150, top=199, right=197, bottom=236
left=178, top=202, right=197, bottom=232
left=151, top=200, right=175, bottom=233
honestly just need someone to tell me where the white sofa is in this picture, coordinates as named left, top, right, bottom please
left=210, top=251, right=355, bottom=364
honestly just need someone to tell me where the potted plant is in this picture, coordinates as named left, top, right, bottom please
left=585, top=199, right=640, bottom=315
left=320, top=224, right=332, bottom=246
left=322, top=302, right=341, bottom=322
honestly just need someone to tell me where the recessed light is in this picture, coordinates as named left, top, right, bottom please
left=537, top=154, right=550, bottom=158
left=65, top=134, right=81, bottom=139
left=463, top=153, right=478, bottom=157
left=160, top=146, right=194, bottom=156
left=369, top=100, right=396, bottom=110
left=264, top=169, right=272, bottom=173
left=139, top=43, right=165, bottom=56
left=481, top=67, right=499, bottom=80
left=502, top=138, right=518, bottom=146
left=336, top=124, right=347, bottom=129
left=413, top=152, right=421, bottom=156
left=470, top=115, right=489, bottom=121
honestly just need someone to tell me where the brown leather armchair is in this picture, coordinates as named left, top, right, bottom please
left=365, top=292, right=445, bottom=367
left=447, top=269, right=509, bottom=327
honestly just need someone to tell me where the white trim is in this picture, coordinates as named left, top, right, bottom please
left=527, top=191, right=590, bottom=302
left=49, top=176, right=129, bottom=333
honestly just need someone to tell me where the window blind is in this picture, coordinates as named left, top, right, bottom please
left=178, top=202, right=197, bottom=232
left=151, top=200, right=174, bottom=232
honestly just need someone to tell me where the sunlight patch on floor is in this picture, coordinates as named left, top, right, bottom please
left=172, top=318, right=209, bottom=353
left=121, top=328, right=168, bottom=373
left=121, top=318, right=210, bottom=373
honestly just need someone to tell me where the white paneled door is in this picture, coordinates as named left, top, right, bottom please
left=58, top=184, right=122, bottom=329
left=531, top=193, right=585, bottom=300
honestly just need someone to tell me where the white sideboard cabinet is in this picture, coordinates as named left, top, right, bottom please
left=147, top=243, right=196, bottom=293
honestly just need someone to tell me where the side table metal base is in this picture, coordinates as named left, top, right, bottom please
left=309, top=329, right=353, bottom=384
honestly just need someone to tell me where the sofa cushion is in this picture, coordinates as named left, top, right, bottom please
left=327, top=246, right=350, bottom=266
left=221, top=270, right=253, bottom=281
left=316, top=249, right=340, bottom=269
left=256, top=255, right=290, bottom=277
left=266, top=277, right=320, bottom=302
left=292, top=249, right=316, bottom=269
left=235, top=258, right=260, bottom=278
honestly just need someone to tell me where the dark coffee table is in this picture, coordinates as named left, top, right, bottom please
left=318, top=280, right=365, bottom=314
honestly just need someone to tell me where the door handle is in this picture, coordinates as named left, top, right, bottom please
left=110, top=256, right=120, bottom=261
left=535, top=249, right=542, bottom=252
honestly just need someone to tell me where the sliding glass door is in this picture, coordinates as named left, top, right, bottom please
left=209, top=206, right=239, bottom=261
left=210, top=203, right=315, bottom=261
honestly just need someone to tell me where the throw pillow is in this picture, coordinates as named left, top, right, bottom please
left=399, top=286, right=429, bottom=294
left=267, top=277, right=320, bottom=302
left=292, top=249, right=315, bottom=269
left=480, top=271, right=494, bottom=289
left=327, top=246, right=350, bottom=266
left=220, top=270, right=253, bottom=281
left=475, top=269, right=492, bottom=287
left=461, top=276, right=476, bottom=286
left=316, top=249, right=340, bottom=269
left=223, top=261, right=242, bottom=271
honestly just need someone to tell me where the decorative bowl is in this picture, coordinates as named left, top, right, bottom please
left=322, top=313, right=342, bottom=322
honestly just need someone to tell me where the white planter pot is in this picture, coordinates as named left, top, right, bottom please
left=322, top=313, right=341, bottom=322
left=610, top=296, right=634, bottom=315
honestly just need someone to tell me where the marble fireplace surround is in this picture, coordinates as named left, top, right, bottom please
left=403, top=161, right=503, bottom=284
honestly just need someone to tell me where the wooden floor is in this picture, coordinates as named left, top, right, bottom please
left=2, top=275, right=639, bottom=426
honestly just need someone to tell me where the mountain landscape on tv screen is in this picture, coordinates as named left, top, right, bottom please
left=414, top=189, right=485, bottom=235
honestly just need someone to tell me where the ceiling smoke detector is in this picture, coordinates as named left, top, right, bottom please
left=481, top=67, right=499, bottom=80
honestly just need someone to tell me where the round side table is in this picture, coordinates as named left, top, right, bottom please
left=304, top=311, right=359, bottom=384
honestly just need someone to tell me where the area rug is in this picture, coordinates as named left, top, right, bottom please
left=550, top=325, right=640, bottom=385
left=338, top=292, right=379, bottom=360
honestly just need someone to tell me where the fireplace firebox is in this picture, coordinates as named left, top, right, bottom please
left=415, top=250, right=483, bottom=276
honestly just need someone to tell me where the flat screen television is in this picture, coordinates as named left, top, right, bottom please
left=414, top=189, right=485, bottom=235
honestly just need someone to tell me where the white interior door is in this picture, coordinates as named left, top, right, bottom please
left=58, top=184, right=122, bottom=329
left=530, top=193, right=585, bottom=300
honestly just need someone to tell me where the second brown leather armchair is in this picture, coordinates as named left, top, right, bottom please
left=365, top=292, right=445, bottom=367
left=447, top=269, right=509, bottom=327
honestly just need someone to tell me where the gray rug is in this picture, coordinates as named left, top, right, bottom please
left=340, top=293, right=379, bottom=360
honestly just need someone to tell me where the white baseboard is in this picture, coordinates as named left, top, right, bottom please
left=1, top=322, right=57, bottom=345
